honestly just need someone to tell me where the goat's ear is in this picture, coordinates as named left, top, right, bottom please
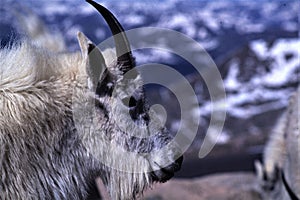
left=77, top=31, right=106, bottom=91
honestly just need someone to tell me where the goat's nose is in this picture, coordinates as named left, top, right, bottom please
left=151, top=155, right=183, bottom=183
left=164, top=155, right=183, bottom=172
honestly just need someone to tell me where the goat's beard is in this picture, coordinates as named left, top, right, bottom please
left=88, top=138, right=153, bottom=200
left=102, top=161, right=151, bottom=200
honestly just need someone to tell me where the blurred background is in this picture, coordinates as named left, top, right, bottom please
left=1, top=0, right=299, bottom=199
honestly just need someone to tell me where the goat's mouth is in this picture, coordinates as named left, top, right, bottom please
left=150, top=156, right=183, bottom=183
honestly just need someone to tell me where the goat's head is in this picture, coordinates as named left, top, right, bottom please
left=71, top=1, right=183, bottom=198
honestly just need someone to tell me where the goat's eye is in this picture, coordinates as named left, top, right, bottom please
left=122, top=96, right=137, bottom=108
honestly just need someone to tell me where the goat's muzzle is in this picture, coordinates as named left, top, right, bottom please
left=151, top=156, right=183, bottom=183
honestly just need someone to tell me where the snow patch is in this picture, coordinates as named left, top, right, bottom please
left=224, top=60, right=242, bottom=91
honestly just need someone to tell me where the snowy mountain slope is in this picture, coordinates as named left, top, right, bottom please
left=222, top=38, right=300, bottom=119
left=153, top=37, right=299, bottom=155
left=1, top=0, right=297, bottom=61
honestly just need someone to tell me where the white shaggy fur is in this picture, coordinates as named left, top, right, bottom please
left=0, top=6, right=182, bottom=200
left=255, top=86, right=300, bottom=200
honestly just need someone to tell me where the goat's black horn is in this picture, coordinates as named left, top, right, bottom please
left=86, top=0, right=135, bottom=74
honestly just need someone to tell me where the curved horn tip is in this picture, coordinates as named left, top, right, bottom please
left=86, top=0, right=135, bottom=74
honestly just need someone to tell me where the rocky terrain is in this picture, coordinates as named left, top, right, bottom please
left=143, top=173, right=261, bottom=200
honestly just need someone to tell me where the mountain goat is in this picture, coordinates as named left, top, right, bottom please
left=0, top=1, right=183, bottom=199
left=255, top=86, right=300, bottom=200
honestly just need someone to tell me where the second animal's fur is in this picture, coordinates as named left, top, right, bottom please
left=255, top=87, right=300, bottom=200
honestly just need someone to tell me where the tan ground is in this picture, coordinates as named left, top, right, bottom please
left=143, top=172, right=262, bottom=200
